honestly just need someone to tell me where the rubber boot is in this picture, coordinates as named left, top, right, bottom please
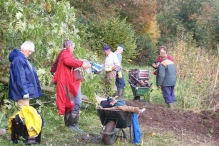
left=167, top=102, right=175, bottom=109
left=64, top=110, right=70, bottom=126
left=66, top=110, right=83, bottom=132
left=117, top=88, right=124, bottom=100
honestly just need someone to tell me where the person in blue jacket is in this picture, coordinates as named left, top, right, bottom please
left=8, top=41, right=42, bottom=110
left=114, top=44, right=126, bottom=99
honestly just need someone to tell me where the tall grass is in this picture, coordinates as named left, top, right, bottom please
left=169, top=39, right=219, bottom=111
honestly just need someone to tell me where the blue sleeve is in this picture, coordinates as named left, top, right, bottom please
left=12, top=58, right=28, bottom=96
left=116, top=54, right=122, bottom=71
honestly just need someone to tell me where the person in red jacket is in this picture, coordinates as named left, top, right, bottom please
left=152, top=45, right=173, bottom=75
left=52, top=40, right=90, bottom=132
left=50, top=41, right=67, bottom=75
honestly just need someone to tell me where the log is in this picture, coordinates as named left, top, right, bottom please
left=0, top=76, right=93, bottom=104
left=0, top=76, right=55, bottom=92
left=0, top=77, right=8, bottom=83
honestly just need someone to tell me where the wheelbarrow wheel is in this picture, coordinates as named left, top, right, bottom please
left=102, top=121, right=116, bottom=145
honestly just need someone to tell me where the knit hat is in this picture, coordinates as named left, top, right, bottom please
left=159, top=50, right=167, bottom=58
left=118, top=44, right=125, bottom=50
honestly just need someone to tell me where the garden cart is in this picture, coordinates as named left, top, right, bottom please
left=128, top=69, right=152, bottom=101
left=96, top=107, right=133, bottom=145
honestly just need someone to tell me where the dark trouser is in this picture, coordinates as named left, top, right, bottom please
left=161, top=86, right=176, bottom=103
left=115, top=73, right=126, bottom=89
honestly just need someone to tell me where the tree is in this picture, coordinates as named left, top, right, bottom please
left=85, top=16, right=137, bottom=62
left=0, top=0, right=99, bottom=105
left=69, top=0, right=159, bottom=63
left=156, top=0, right=219, bottom=50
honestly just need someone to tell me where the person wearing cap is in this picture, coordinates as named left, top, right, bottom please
left=102, top=45, right=120, bottom=97
left=156, top=50, right=176, bottom=108
left=114, top=44, right=126, bottom=99
left=8, top=41, right=42, bottom=110
left=152, top=45, right=173, bottom=75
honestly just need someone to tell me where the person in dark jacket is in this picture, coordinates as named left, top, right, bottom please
left=8, top=41, right=42, bottom=110
left=156, top=50, right=176, bottom=108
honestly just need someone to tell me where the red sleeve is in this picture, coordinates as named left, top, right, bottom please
left=62, top=50, right=83, bottom=68
left=156, top=56, right=162, bottom=62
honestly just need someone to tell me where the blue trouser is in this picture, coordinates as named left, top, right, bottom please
left=66, top=85, right=82, bottom=112
left=161, top=86, right=176, bottom=103
left=116, top=73, right=126, bottom=89
left=72, top=85, right=82, bottom=111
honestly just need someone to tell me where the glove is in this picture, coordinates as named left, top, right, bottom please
left=118, top=71, right=122, bottom=78
left=105, top=67, right=112, bottom=72
left=23, top=93, right=29, bottom=100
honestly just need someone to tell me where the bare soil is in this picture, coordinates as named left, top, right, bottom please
left=126, top=100, right=219, bottom=141
left=2, top=100, right=219, bottom=145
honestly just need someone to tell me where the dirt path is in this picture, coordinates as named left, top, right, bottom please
left=126, top=100, right=219, bottom=141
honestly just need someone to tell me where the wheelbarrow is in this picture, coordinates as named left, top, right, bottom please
left=129, top=82, right=152, bottom=100
left=96, top=107, right=133, bottom=145
left=128, top=69, right=152, bottom=101
left=129, top=80, right=152, bottom=101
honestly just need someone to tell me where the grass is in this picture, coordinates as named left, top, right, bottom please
left=1, top=102, right=216, bottom=146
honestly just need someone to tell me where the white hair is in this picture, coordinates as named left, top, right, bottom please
left=20, top=41, right=35, bottom=52
left=117, top=46, right=123, bottom=50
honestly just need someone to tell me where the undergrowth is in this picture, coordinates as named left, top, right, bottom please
left=1, top=39, right=219, bottom=145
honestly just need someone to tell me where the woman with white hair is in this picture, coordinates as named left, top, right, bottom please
left=8, top=41, right=42, bottom=110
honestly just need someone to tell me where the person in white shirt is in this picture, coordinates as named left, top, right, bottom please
left=102, top=45, right=120, bottom=97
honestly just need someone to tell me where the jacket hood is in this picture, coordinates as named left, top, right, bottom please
left=9, top=49, right=25, bottom=62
